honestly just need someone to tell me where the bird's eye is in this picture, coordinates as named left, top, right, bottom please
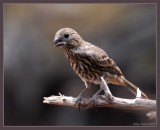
left=64, top=34, right=69, bottom=38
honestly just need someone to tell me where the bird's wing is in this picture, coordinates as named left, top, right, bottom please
left=79, top=43, right=123, bottom=75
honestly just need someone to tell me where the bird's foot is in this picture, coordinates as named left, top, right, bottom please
left=88, top=94, right=99, bottom=111
left=74, top=96, right=83, bottom=111
left=103, top=94, right=114, bottom=104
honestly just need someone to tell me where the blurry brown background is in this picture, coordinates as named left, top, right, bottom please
left=4, top=4, right=156, bottom=126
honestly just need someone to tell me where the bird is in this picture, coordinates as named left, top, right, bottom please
left=53, top=27, right=148, bottom=108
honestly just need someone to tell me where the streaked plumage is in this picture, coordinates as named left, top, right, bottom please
left=54, top=28, right=148, bottom=99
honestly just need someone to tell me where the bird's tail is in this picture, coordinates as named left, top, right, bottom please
left=122, top=78, right=148, bottom=99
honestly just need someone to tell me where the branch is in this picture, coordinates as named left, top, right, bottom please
left=43, top=93, right=156, bottom=111
left=43, top=80, right=156, bottom=111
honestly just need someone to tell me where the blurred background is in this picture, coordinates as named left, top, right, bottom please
left=4, top=4, right=156, bottom=126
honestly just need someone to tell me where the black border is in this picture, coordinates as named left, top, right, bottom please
left=0, top=0, right=159, bottom=130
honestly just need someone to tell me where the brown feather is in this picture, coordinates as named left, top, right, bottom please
left=54, top=28, right=148, bottom=99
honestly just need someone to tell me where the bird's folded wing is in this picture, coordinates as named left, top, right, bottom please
left=79, top=43, right=123, bottom=75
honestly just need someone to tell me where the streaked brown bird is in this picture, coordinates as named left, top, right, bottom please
left=53, top=28, right=148, bottom=107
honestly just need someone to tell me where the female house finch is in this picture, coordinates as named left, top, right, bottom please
left=53, top=28, right=148, bottom=107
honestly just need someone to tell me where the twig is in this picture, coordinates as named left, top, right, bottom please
left=43, top=81, right=156, bottom=111
left=43, top=94, right=156, bottom=111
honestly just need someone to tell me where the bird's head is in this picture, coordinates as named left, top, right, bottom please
left=53, top=28, right=83, bottom=49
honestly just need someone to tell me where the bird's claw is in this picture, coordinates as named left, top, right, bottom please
left=88, top=95, right=98, bottom=111
left=74, top=96, right=83, bottom=111
left=103, top=94, right=114, bottom=104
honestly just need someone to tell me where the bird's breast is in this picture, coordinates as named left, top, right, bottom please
left=64, top=50, right=102, bottom=84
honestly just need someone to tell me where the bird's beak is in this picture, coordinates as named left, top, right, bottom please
left=54, top=37, right=64, bottom=47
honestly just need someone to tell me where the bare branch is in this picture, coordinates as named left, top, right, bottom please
left=43, top=82, right=156, bottom=111
left=43, top=94, right=156, bottom=111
